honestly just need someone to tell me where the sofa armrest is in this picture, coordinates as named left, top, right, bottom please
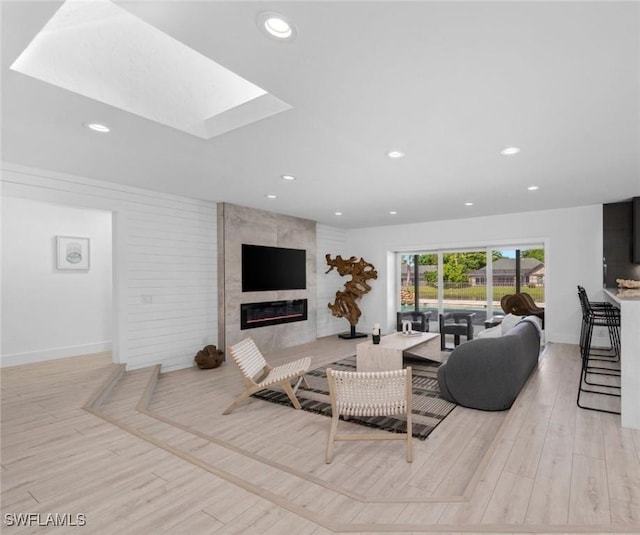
left=436, top=321, right=540, bottom=410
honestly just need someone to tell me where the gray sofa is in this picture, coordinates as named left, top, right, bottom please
left=437, top=319, right=541, bottom=411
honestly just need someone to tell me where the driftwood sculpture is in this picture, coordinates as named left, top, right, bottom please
left=500, top=293, right=545, bottom=328
left=325, top=254, right=378, bottom=339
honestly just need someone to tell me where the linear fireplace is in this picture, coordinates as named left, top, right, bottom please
left=240, top=299, right=308, bottom=330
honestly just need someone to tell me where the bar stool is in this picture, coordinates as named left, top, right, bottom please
left=576, top=286, right=621, bottom=415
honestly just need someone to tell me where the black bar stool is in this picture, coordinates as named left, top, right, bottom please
left=576, top=286, right=621, bottom=415
left=577, top=285, right=620, bottom=361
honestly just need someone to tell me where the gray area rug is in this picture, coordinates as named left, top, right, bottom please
left=252, top=355, right=457, bottom=440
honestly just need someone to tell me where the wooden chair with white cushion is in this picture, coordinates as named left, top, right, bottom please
left=223, top=337, right=311, bottom=415
left=325, top=367, right=413, bottom=463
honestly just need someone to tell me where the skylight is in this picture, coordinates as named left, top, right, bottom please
left=10, top=0, right=291, bottom=139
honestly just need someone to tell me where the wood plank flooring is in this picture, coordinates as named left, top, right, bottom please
left=1, top=340, right=639, bottom=533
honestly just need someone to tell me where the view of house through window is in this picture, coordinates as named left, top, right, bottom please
left=399, top=246, right=545, bottom=335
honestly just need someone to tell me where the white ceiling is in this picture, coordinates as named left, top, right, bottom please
left=10, top=0, right=292, bottom=140
left=2, top=1, right=639, bottom=229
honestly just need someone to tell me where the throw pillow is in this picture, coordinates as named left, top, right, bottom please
left=520, top=315, right=543, bottom=335
left=477, top=325, right=503, bottom=338
left=501, top=313, right=525, bottom=335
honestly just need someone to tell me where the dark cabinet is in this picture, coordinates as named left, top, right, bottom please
left=603, top=200, right=640, bottom=287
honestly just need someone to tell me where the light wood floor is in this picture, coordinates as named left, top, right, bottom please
left=1, top=339, right=639, bottom=534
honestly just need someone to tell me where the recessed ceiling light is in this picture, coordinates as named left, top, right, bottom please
left=500, top=147, right=521, bottom=156
left=281, top=174, right=296, bottom=181
left=464, top=202, right=474, bottom=206
left=389, top=211, right=398, bottom=215
left=266, top=194, right=277, bottom=199
left=86, top=122, right=110, bottom=133
left=258, top=12, right=296, bottom=41
left=265, top=17, right=291, bottom=38
left=335, top=212, right=343, bottom=216
left=528, top=185, right=539, bottom=191
left=386, top=150, right=405, bottom=159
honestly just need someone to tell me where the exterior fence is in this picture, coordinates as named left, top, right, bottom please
left=401, top=284, right=545, bottom=305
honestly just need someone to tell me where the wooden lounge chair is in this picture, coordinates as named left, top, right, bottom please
left=325, top=367, right=413, bottom=463
left=222, top=337, right=311, bottom=415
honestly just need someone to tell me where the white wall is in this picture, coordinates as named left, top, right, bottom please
left=346, top=205, right=603, bottom=344
left=0, top=161, right=605, bottom=365
left=316, top=224, right=350, bottom=337
left=1, top=197, right=112, bottom=365
left=1, top=163, right=218, bottom=371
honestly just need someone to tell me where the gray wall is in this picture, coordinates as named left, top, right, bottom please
left=218, top=203, right=317, bottom=353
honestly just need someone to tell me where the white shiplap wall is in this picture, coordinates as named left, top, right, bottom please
left=1, top=163, right=217, bottom=371
left=316, top=224, right=349, bottom=337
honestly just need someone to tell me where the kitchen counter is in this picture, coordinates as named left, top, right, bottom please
left=603, top=287, right=640, bottom=430
left=604, top=287, right=640, bottom=303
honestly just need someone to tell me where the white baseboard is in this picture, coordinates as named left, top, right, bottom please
left=160, top=361, right=197, bottom=373
left=546, top=333, right=578, bottom=344
left=546, top=332, right=611, bottom=347
left=1, top=341, right=112, bottom=367
left=127, top=358, right=197, bottom=374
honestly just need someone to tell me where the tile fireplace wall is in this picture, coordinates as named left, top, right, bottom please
left=218, top=203, right=317, bottom=353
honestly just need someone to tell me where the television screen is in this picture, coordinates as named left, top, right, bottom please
left=242, top=244, right=306, bottom=291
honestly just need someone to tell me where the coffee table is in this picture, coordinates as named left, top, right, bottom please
left=356, top=332, right=441, bottom=372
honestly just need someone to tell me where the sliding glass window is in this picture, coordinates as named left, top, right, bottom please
left=398, top=245, right=545, bottom=335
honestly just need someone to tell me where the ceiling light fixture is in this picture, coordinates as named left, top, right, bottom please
left=464, top=202, right=474, bottom=206
left=386, top=150, right=405, bottom=159
left=335, top=212, right=343, bottom=216
left=528, top=185, right=539, bottom=191
left=389, top=211, right=398, bottom=215
left=266, top=194, right=277, bottom=199
left=258, top=12, right=296, bottom=41
left=500, top=147, right=521, bottom=156
left=86, top=122, right=110, bottom=133
left=281, top=174, right=296, bottom=181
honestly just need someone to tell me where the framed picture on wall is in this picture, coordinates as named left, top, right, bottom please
left=56, top=236, right=90, bottom=270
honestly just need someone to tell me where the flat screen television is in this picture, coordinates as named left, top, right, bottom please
left=242, top=244, right=306, bottom=291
